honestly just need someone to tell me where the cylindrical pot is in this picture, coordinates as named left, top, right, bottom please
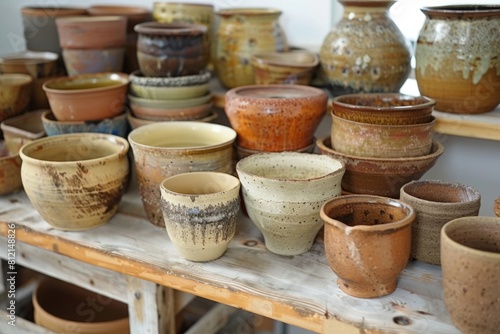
left=415, top=5, right=500, bottom=114
left=225, top=85, right=327, bottom=152
left=441, top=217, right=500, bottom=334
left=321, top=195, right=415, bottom=298
left=400, top=180, right=481, bottom=265
left=213, top=8, right=288, bottom=88
left=62, top=48, right=125, bottom=76
left=160, top=172, right=240, bottom=262
left=319, top=0, right=411, bottom=95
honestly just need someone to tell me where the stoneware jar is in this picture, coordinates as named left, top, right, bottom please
left=441, top=216, right=500, bottom=334
left=160, top=172, right=240, bottom=262
left=213, top=8, right=288, bottom=88
left=236, top=152, right=345, bottom=256
left=320, top=195, right=415, bottom=298
left=415, top=5, right=500, bottom=114
left=225, top=85, right=327, bottom=152
left=400, top=180, right=481, bottom=265
left=319, top=0, right=411, bottom=95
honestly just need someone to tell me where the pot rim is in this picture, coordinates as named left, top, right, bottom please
left=21, top=6, right=87, bottom=16
left=153, top=2, right=214, bottom=9
left=134, top=21, right=207, bottom=35
left=0, top=73, right=33, bottom=86
left=226, top=84, right=327, bottom=101
left=332, top=93, right=436, bottom=112
left=55, top=15, right=127, bottom=23
left=216, top=8, right=282, bottom=17
left=42, top=72, right=129, bottom=94
left=400, top=179, right=481, bottom=206
left=421, top=5, right=500, bottom=18
left=161, top=171, right=240, bottom=196
left=0, top=51, right=59, bottom=65
left=331, top=113, right=436, bottom=129
left=87, top=5, right=150, bottom=15
left=251, top=51, right=319, bottom=68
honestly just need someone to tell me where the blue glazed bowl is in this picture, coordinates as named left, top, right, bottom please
left=41, top=110, right=129, bottom=137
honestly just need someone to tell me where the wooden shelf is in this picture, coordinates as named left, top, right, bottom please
left=0, top=184, right=459, bottom=334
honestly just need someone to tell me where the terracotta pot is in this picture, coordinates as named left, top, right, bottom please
left=214, top=8, right=288, bottom=88
left=400, top=180, right=481, bottom=265
left=236, top=152, right=345, bottom=255
left=87, top=5, right=150, bottom=34
left=225, top=85, right=327, bottom=152
left=0, top=140, right=22, bottom=196
left=321, top=195, right=415, bottom=298
left=135, top=22, right=208, bottom=77
left=160, top=172, right=240, bottom=261
left=0, top=74, right=33, bottom=123
left=415, top=5, right=500, bottom=114
left=62, top=48, right=125, bottom=76
left=0, top=51, right=59, bottom=79
left=441, top=216, right=500, bottom=334
left=319, top=0, right=411, bottom=95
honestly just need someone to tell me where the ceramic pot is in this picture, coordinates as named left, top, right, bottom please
left=0, top=74, right=33, bottom=123
left=135, top=22, right=208, bottom=77
left=20, top=133, right=130, bottom=231
left=62, top=48, right=125, bottom=76
left=441, top=216, right=500, bottom=334
left=0, top=141, right=22, bottom=196
left=160, top=172, right=240, bottom=261
left=214, top=8, right=288, bottom=88
left=400, top=180, right=481, bottom=265
left=0, top=51, right=59, bottom=79
left=225, top=85, right=327, bottom=152
left=129, top=69, right=211, bottom=87
left=234, top=139, right=316, bottom=160
left=321, top=195, right=415, bottom=298
left=495, top=197, right=500, bottom=217
left=128, top=122, right=236, bottom=227
left=126, top=109, right=217, bottom=129
left=236, top=152, right=345, bottom=255
left=1, top=110, right=46, bottom=152
left=319, top=0, right=411, bottom=95
left=415, top=5, right=500, bottom=114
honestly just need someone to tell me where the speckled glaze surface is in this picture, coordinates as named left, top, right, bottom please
left=0, top=141, right=22, bottom=196
left=319, top=1, right=411, bottom=95
left=214, top=8, right=288, bottom=88
left=331, top=114, right=435, bottom=158
left=19, top=133, right=130, bottom=231
left=236, top=152, right=345, bottom=255
left=0, top=74, right=33, bottom=123
left=62, top=48, right=125, bottom=76
left=441, top=217, right=500, bottom=334
left=321, top=195, right=414, bottom=298
left=160, top=172, right=240, bottom=262
left=129, top=70, right=211, bottom=87
left=128, top=122, right=236, bottom=227
left=416, top=6, right=500, bottom=114
left=225, top=85, right=327, bottom=152
left=317, top=137, right=444, bottom=198
left=400, top=180, right=481, bottom=265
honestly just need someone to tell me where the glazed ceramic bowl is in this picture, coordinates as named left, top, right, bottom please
left=317, top=136, right=444, bottom=198
left=43, top=72, right=129, bottom=121
left=129, top=70, right=211, bottom=87
left=61, top=47, right=125, bottom=76
left=87, top=5, right=150, bottom=34
left=331, top=114, right=436, bottom=158
left=251, top=50, right=319, bottom=85
left=129, top=101, right=213, bottom=121
left=225, top=85, right=327, bottom=152
left=160, top=172, right=240, bottom=262
left=126, top=109, right=217, bottom=129
left=331, top=93, right=435, bottom=125
left=41, top=110, right=128, bottom=138
left=236, top=152, right=345, bottom=255
left=400, top=180, right=481, bottom=265
left=321, top=195, right=415, bottom=298
left=20, top=133, right=130, bottom=230
left=0, top=51, right=59, bottom=78
left=441, top=216, right=500, bottom=333
left=128, top=121, right=236, bottom=227
left=0, top=141, right=23, bottom=196
left=0, top=74, right=33, bottom=122
left=130, top=82, right=209, bottom=100
left=1, top=110, right=46, bottom=152
left=128, top=93, right=212, bottom=110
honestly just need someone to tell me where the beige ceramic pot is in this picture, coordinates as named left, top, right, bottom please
left=495, top=197, right=500, bottom=217
left=160, top=172, right=240, bottom=261
left=321, top=195, right=415, bottom=298
left=128, top=121, right=236, bottom=227
left=126, top=110, right=217, bottom=129
left=236, top=152, right=345, bottom=255
left=441, top=216, right=500, bottom=334
left=400, top=180, right=481, bottom=265
left=1, top=110, right=46, bottom=152
left=20, top=133, right=130, bottom=231
left=0, top=51, right=59, bottom=79
left=0, top=74, right=33, bottom=123
left=416, top=5, right=500, bottom=114
left=225, top=85, right=327, bottom=152
left=0, top=140, right=22, bottom=196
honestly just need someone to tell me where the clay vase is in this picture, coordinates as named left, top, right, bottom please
left=213, top=8, right=288, bottom=88
left=415, top=5, right=500, bottom=114
left=400, top=180, right=481, bottom=265
left=319, top=0, right=411, bottom=95
left=225, top=85, right=327, bottom=152
left=320, top=195, right=415, bottom=298
left=441, top=217, right=500, bottom=334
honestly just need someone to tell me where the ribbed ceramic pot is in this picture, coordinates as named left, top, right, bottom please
left=441, top=217, right=500, bottom=334
left=236, top=152, right=345, bottom=256
left=415, top=5, right=500, bottom=114
left=400, top=180, right=481, bottom=265
left=321, top=195, right=415, bottom=298
left=213, top=8, right=288, bottom=88
left=160, top=172, right=240, bottom=262
left=320, top=0, right=411, bottom=95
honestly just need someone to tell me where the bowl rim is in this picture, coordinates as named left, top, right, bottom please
left=400, top=179, right=481, bottom=206
left=0, top=73, right=33, bottom=85
left=134, top=21, right=207, bottom=35
left=41, top=109, right=128, bottom=125
left=251, top=51, right=319, bottom=68
left=0, top=51, right=59, bottom=64
left=42, top=72, right=129, bottom=93
left=55, top=15, right=127, bottom=23
left=216, top=8, right=282, bottom=17
left=128, top=93, right=213, bottom=107
left=226, top=84, right=327, bottom=101
left=87, top=4, right=150, bottom=15
left=331, top=113, right=436, bottom=129
left=331, top=93, right=436, bottom=112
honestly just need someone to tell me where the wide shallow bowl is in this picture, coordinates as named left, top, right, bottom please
left=317, top=136, right=444, bottom=198
left=41, top=110, right=128, bottom=137
left=129, top=100, right=213, bottom=121
left=0, top=140, right=23, bottom=195
left=33, top=277, right=129, bottom=334
left=1, top=110, right=46, bottom=152
left=130, top=82, right=209, bottom=100
left=0, top=73, right=33, bottom=122
left=20, top=133, right=130, bottom=230
left=126, top=109, right=217, bottom=129
left=43, top=72, right=129, bottom=121
left=128, top=92, right=212, bottom=109
left=129, top=70, right=211, bottom=87
left=0, top=51, right=59, bottom=78
left=331, top=93, right=435, bottom=125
